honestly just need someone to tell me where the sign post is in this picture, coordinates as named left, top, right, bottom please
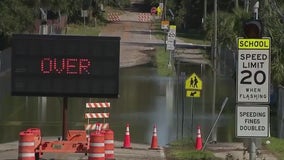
left=236, top=37, right=271, bottom=160
left=166, top=25, right=176, bottom=51
left=185, top=72, right=203, bottom=137
left=166, top=25, right=176, bottom=67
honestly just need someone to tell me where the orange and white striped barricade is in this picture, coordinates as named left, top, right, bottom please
left=85, top=123, right=110, bottom=131
left=107, top=13, right=120, bottom=22
left=85, top=113, right=110, bottom=119
left=104, top=129, right=115, bottom=160
left=138, top=13, right=151, bottom=22
left=86, top=102, right=110, bottom=108
left=89, top=131, right=105, bottom=160
left=85, top=102, right=111, bottom=132
left=84, top=113, right=110, bottom=131
left=18, top=131, right=35, bottom=160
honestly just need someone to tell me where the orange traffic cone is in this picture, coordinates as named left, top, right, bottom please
left=122, top=123, right=132, bottom=149
left=149, top=124, right=160, bottom=150
left=195, top=125, right=203, bottom=150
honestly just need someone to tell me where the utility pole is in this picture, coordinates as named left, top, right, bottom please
left=163, top=0, right=167, bottom=20
left=245, top=0, right=250, bottom=12
left=235, top=0, right=239, bottom=9
left=211, top=0, right=218, bottom=143
left=249, top=3, right=259, bottom=160
left=203, top=0, right=207, bottom=28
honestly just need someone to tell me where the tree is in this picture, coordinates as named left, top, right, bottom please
left=262, top=0, right=284, bottom=85
left=0, top=0, right=36, bottom=49
left=204, top=8, right=250, bottom=51
left=204, top=0, right=284, bottom=85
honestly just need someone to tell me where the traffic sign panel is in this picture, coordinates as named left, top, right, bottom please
left=167, top=26, right=176, bottom=41
left=151, top=7, right=157, bottom=14
left=237, top=38, right=270, bottom=103
left=161, top=21, right=169, bottom=30
left=185, top=73, right=202, bottom=90
left=166, top=44, right=175, bottom=51
left=236, top=105, right=269, bottom=137
left=186, top=90, right=200, bottom=98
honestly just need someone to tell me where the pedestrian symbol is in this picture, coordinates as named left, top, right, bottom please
left=185, top=73, right=202, bottom=90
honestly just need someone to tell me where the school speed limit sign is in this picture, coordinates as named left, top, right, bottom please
left=237, top=38, right=271, bottom=103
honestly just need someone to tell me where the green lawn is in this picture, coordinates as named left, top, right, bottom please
left=152, top=21, right=210, bottom=45
left=155, top=47, right=173, bottom=76
left=66, top=24, right=104, bottom=36
left=165, top=137, right=284, bottom=160
left=264, top=137, right=284, bottom=159
left=165, top=138, right=221, bottom=160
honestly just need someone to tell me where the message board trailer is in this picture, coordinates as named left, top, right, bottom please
left=236, top=105, right=269, bottom=138
left=12, top=34, right=120, bottom=98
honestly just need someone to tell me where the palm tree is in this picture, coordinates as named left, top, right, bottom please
left=204, top=8, right=249, bottom=52
left=204, top=1, right=284, bottom=85
left=262, top=1, right=284, bottom=85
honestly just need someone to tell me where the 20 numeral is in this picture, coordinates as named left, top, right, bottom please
left=240, top=70, right=266, bottom=85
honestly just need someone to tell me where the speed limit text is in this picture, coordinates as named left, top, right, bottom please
left=240, top=53, right=268, bottom=68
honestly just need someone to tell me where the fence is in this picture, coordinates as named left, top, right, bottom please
left=0, top=48, right=11, bottom=74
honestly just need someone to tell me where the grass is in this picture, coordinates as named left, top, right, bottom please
left=176, top=30, right=210, bottom=45
left=155, top=46, right=174, bottom=76
left=263, top=137, right=284, bottom=159
left=66, top=23, right=104, bottom=36
left=165, top=138, right=221, bottom=160
left=151, top=21, right=210, bottom=45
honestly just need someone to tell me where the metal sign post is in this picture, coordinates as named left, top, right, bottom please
left=185, top=73, right=203, bottom=138
left=166, top=25, right=176, bottom=67
left=62, top=97, right=68, bottom=140
left=236, top=37, right=271, bottom=160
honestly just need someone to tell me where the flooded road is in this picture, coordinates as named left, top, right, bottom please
left=0, top=2, right=238, bottom=146
left=0, top=64, right=238, bottom=146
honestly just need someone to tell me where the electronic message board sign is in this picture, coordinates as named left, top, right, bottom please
left=12, top=34, right=120, bottom=98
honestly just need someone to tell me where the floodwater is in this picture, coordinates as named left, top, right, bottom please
left=0, top=62, right=239, bottom=146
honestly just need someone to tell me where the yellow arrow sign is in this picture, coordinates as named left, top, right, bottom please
left=185, top=73, right=202, bottom=90
left=186, top=90, right=200, bottom=98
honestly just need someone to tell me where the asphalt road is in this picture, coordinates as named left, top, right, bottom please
left=99, top=7, right=163, bottom=68
left=0, top=140, right=166, bottom=160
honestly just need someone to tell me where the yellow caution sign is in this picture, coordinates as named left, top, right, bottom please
left=185, top=73, right=202, bottom=90
left=238, top=38, right=270, bottom=50
left=169, top=25, right=176, bottom=30
left=186, top=90, right=200, bottom=98
left=157, top=6, right=162, bottom=17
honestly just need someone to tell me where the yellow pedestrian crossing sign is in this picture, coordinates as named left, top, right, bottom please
left=157, top=6, right=162, bottom=17
left=185, top=73, right=202, bottom=90
left=186, top=90, right=201, bottom=97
